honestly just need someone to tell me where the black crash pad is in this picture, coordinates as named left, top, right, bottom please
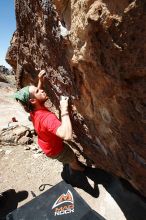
left=6, top=181, right=106, bottom=220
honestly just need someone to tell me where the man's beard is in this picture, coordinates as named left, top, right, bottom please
left=39, top=96, right=48, bottom=104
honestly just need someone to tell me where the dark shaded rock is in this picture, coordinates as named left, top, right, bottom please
left=0, top=66, right=13, bottom=75
left=0, top=66, right=14, bottom=83
left=62, top=165, right=146, bottom=220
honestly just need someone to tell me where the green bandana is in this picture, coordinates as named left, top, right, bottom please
left=14, top=86, right=30, bottom=104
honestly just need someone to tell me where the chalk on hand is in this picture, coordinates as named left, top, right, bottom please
left=60, top=95, right=69, bottom=101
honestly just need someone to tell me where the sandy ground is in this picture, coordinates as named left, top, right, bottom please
left=0, top=145, right=125, bottom=220
left=0, top=79, right=126, bottom=220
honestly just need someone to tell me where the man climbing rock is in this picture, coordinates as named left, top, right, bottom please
left=14, top=70, right=84, bottom=172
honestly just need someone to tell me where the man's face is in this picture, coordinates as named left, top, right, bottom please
left=29, top=86, right=48, bottom=104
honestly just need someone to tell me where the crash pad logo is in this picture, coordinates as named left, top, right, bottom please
left=52, top=190, right=74, bottom=216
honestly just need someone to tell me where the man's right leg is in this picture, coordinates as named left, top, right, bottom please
left=54, top=143, right=84, bottom=171
left=69, top=157, right=84, bottom=171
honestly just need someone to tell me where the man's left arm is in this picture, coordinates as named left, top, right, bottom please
left=37, top=70, right=46, bottom=89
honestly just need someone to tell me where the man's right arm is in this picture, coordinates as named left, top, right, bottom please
left=56, top=98, right=72, bottom=140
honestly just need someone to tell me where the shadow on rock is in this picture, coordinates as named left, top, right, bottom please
left=61, top=165, right=146, bottom=220
left=85, top=166, right=146, bottom=220
left=0, top=189, right=28, bottom=220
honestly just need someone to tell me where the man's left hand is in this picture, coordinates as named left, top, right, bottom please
left=38, top=70, right=46, bottom=81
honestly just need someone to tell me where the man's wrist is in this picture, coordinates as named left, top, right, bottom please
left=60, top=108, right=68, bottom=112
left=61, top=113, right=69, bottom=117
left=61, top=109, right=68, bottom=114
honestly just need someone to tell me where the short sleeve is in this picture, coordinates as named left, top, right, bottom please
left=43, top=112, right=61, bottom=134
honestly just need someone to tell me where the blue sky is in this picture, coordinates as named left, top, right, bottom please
left=0, top=0, right=16, bottom=68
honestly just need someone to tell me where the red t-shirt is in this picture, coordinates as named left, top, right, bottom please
left=30, top=108, right=64, bottom=157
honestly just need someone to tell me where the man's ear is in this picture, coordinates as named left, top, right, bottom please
left=29, top=98, right=37, bottom=105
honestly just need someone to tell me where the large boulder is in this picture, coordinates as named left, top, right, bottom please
left=0, top=124, right=33, bottom=145
left=6, top=0, right=146, bottom=196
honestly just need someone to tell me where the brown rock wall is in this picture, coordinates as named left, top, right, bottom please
left=6, top=0, right=146, bottom=196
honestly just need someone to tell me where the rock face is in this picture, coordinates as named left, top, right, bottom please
left=6, top=0, right=146, bottom=196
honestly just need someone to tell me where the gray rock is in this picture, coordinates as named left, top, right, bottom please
left=0, top=124, right=34, bottom=145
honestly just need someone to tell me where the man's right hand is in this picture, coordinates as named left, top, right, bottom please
left=60, top=96, right=69, bottom=114
left=56, top=96, right=72, bottom=140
